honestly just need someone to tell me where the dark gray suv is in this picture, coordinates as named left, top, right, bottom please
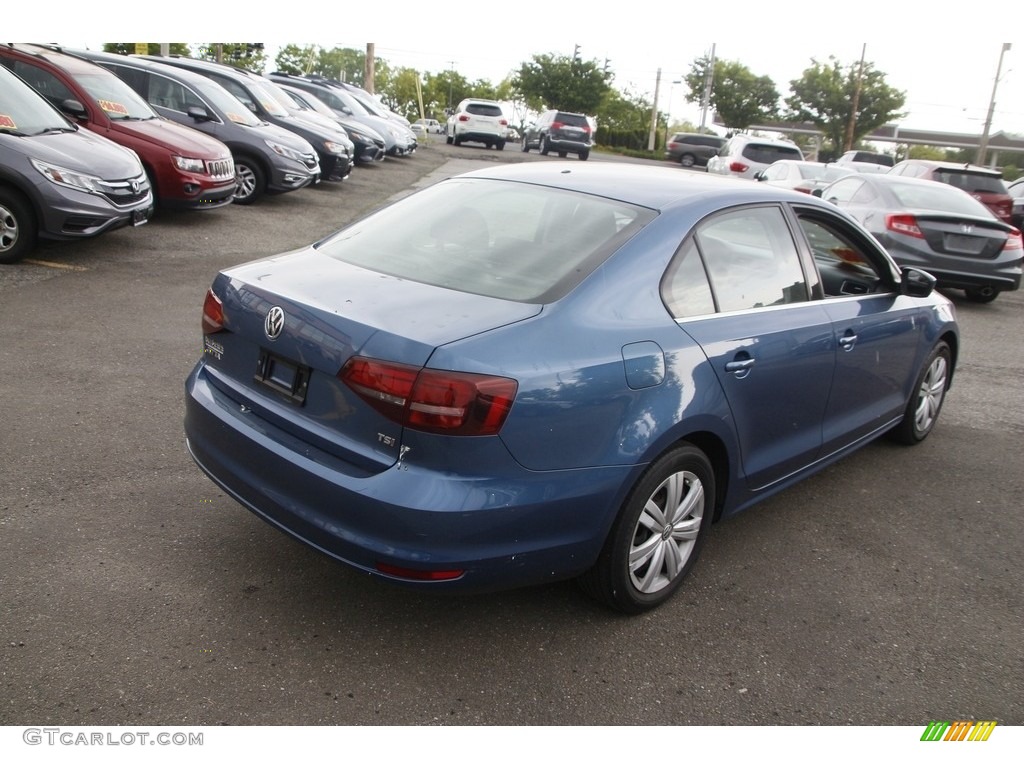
left=522, top=110, right=593, bottom=160
left=665, top=132, right=726, bottom=168
left=0, top=65, right=152, bottom=263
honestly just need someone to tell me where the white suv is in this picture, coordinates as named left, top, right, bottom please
left=446, top=99, right=508, bottom=150
left=707, top=134, right=804, bottom=179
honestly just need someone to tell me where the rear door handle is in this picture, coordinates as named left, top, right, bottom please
left=725, top=358, right=755, bottom=379
left=839, top=332, right=858, bottom=351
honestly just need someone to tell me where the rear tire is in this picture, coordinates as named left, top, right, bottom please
left=0, top=189, right=36, bottom=264
left=964, top=286, right=999, bottom=303
left=579, top=443, right=714, bottom=613
left=579, top=150, right=590, bottom=161
left=680, top=154, right=696, bottom=168
left=889, top=341, right=951, bottom=445
left=496, top=141, right=505, bottom=151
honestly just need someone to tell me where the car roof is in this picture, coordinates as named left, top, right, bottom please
left=460, top=161, right=835, bottom=211
left=895, top=159, right=1001, bottom=176
left=60, top=48, right=230, bottom=89
left=138, top=54, right=259, bottom=82
left=2, top=43, right=121, bottom=77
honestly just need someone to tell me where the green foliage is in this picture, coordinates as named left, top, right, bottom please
left=785, top=56, right=905, bottom=151
left=102, top=43, right=191, bottom=56
left=513, top=53, right=611, bottom=114
left=196, top=44, right=267, bottom=73
left=684, top=56, right=779, bottom=131
left=908, top=144, right=947, bottom=160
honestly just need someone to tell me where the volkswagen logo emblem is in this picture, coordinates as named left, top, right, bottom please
left=264, top=306, right=285, bottom=340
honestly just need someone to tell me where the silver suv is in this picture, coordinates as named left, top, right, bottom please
left=0, top=65, right=153, bottom=263
left=446, top=99, right=508, bottom=150
left=706, top=134, right=804, bottom=179
left=665, top=132, right=725, bottom=168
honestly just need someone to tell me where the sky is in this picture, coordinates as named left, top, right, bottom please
left=9, top=2, right=1023, bottom=138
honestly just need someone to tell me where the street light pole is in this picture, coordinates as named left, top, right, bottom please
left=976, top=43, right=1012, bottom=166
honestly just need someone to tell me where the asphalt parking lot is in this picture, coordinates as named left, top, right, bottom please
left=1, top=140, right=1022, bottom=726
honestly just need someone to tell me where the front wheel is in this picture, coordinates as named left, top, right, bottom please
left=0, top=191, right=37, bottom=264
left=889, top=341, right=951, bottom=445
left=579, top=444, right=714, bottom=613
left=539, top=136, right=549, bottom=156
left=232, top=156, right=266, bottom=205
left=521, top=138, right=529, bottom=152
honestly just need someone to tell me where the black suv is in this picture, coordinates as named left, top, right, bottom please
left=522, top=110, right=593, bottom=161
left=139, top=56, right=357, bottom=183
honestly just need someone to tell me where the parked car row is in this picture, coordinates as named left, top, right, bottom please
left=0, top=45, right=419, bottom=263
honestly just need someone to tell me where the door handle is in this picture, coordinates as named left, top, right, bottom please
left=725, top=357, right=755, bottom=379
left=839, top=332, right=858, bottom=351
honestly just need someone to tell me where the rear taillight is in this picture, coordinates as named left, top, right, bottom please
left=551, top=121, right=564, bottom=131
left=885, top=213, right=925, bottom=239
left=458, top=115, right=470, bottom=122
left=793, top=186, right=813, bottom=195
left=499, top=118, right=508, bottom=126
left=1003, top=227, right=1023, bottom=252
left=339, top=356, right=518, bottom=436
left=729, top=161, right=749, bottom=173
left=202, top=289, right=224, bottom=334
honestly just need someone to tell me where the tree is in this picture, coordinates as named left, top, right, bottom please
left=684, top=56, right=779, bottom=131
left=196, top=44, right=267, bottom=73
left=786, top=57, right=905, bottom=152
left=513, top=53, right=611, bottom=114
left=103, top=43, right=191, bottom=57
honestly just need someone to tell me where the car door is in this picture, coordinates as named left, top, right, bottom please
left=666, top=205, right=836, bottom=491
left=790, top=207, right=924, bottom=453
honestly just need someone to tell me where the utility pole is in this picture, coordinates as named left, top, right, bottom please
left=977, top=43, right=1012, bottom=166
left=648, top=68, right=662, bottom=151
left=365, top=43, right=375, bottom=94
left=843, top=44, right=866, bottom=153
left=698, top=44, right=716, bottom=132
left=447, top=61, right=456, bottom=113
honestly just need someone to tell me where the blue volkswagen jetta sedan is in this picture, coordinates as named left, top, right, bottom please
left=185, top=162, right=959, bottom=613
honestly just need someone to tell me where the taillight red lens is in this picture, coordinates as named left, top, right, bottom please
left=729, top=161, right=749, bottom=173
left=202, top=289, right=224, bottom=334
left=885, top=213, right=924, bottom=239
left=1003, top=227, right=1023, bottom=252
left=339, top=356, right=518, bottom=436
left=458, top=115, right=470, bottom=122
left=551, top=121, right=564, bottom=130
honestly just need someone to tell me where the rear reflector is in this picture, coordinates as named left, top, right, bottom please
left=202, top=289, right=224, bottom=334
left=339, top=356, right=518, bottom=436
left=376, top=562, right=465, bottom=581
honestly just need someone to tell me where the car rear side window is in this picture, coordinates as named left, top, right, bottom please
left=661, top=238, right=715, bottom=318
left=693, top=206, right=808, bottom=312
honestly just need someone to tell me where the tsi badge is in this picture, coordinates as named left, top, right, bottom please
left=264, top=306, right=285, bottom=341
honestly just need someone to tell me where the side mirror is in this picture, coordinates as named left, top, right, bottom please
left=812, top=188, right=823, bottom=198
left=901, top=267, right=936, bottom=298
left=753, top=171, right=765, bottom=181
left=59, top=98, right=87, bottom=118
left=186, top=105, right=212, bottom=122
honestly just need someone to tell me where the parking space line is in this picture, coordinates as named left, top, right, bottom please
left=23, top=259, right=88, bottom=272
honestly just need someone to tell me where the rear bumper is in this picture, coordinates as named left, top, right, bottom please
left=184, top=362, right=631, bottom=593
left=882, top=239, right=1022, bottom=292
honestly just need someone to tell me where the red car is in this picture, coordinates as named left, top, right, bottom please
left=0, top=44, right=236, bottom=211
left=888, top=159, right=1013, bottom=224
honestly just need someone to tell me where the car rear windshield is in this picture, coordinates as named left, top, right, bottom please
left=556, top=113, right=588, bottom=127
left=743, top=144, right=802, bottom=163
left=853, top=152, right=893, bottom=166
left=315, top=178, right=654, bottom=303
left=935, top=170, right=1009, bottom=195
left=887, top=179, right=997, bottom=218
left=466, top=103, right=503, bottom=117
